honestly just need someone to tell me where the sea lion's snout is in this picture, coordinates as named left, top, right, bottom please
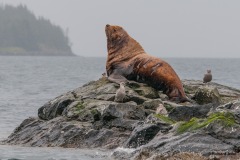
left=105, top=24, right=112, bottom=38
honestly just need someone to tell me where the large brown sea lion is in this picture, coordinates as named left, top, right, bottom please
left=105, top=24, right=188, bottom=102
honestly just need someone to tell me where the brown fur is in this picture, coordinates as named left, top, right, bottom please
left=105, top=24, right=187, bottom=102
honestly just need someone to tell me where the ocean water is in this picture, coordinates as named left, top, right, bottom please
left=0, top=56, right=239, bottom=160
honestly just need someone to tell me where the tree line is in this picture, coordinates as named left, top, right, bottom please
left=0, top=5, right=73, bottom=55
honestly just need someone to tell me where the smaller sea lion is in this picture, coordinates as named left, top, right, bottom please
left=114, top=82, right=126, bottom=102
left=203, top=70, right=212, bottom=83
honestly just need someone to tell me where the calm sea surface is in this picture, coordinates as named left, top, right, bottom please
left=0, top=56, right=239, bottom=160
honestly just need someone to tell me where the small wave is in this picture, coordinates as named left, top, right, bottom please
left=113, top=147, right=136, bottom=154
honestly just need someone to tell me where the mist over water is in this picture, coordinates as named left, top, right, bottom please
left=166, top=58, right=240, bottom=89
left=0, top=56, right=239, bottom=159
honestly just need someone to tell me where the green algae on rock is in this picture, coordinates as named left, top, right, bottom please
left=154, top=114, right=176, bottom=124
left=176, top=112, right=237, bottom=134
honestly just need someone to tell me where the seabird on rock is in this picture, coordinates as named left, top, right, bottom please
left=203, top=70, right=212, bottom=83
left=114, top=82, right=126, bottom=103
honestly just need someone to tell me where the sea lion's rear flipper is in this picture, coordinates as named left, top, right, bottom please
left=108, top=74, right=128, bottom=84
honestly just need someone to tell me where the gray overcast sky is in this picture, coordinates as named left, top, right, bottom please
left=1, top=0, right=240, bottom=58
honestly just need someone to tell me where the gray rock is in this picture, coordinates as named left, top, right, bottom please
left=38, top=92, right=75, bottom=120
left=101, top=103, right=146, bottom=130
left=204, top=120, right=240, bottom=148
left=142, top=99, right=162, bottom=110
left=131, top=132, right=235, bottom=159
left=125, top=124, right=161, bottom=148
left=102, top=103, right=145, bottom=121
left=168, top=104, right=215, bottom=121
left=125, top=121, right=172, bottom=148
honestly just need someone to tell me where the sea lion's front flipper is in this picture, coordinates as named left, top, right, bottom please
left=108, top=74, right=128, bottom=84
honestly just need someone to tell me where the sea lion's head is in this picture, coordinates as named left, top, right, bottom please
left=105, top=24, right=129, bottom=50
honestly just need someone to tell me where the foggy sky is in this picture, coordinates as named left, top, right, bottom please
left=1, top=0, right=240, bottom=58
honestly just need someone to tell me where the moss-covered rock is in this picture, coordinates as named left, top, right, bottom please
left=131, top=84, right=159, bottom=99
left=194, top=86, right=222, bottom=105
left=74, top=102, right=85, bottom=114
left=63, top=101, right=83, bottom=119
left=142, top=99, right=162, bottom=110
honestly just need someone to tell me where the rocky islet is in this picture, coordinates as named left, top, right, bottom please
left=2, top=78, right=240, bottom=159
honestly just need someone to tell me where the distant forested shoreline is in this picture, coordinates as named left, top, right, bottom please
left=0, top=5, right=74, bottom=56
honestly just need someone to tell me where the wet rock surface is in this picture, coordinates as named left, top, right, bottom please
left=2, top=78, right=240, bottom=159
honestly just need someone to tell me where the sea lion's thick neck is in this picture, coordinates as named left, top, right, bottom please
left=107, top=37, right=145, bottom=60
left=107, top=35, right=129, bottom=54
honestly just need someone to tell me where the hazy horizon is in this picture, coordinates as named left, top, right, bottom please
left=1, top=0, right=240, bottom=58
